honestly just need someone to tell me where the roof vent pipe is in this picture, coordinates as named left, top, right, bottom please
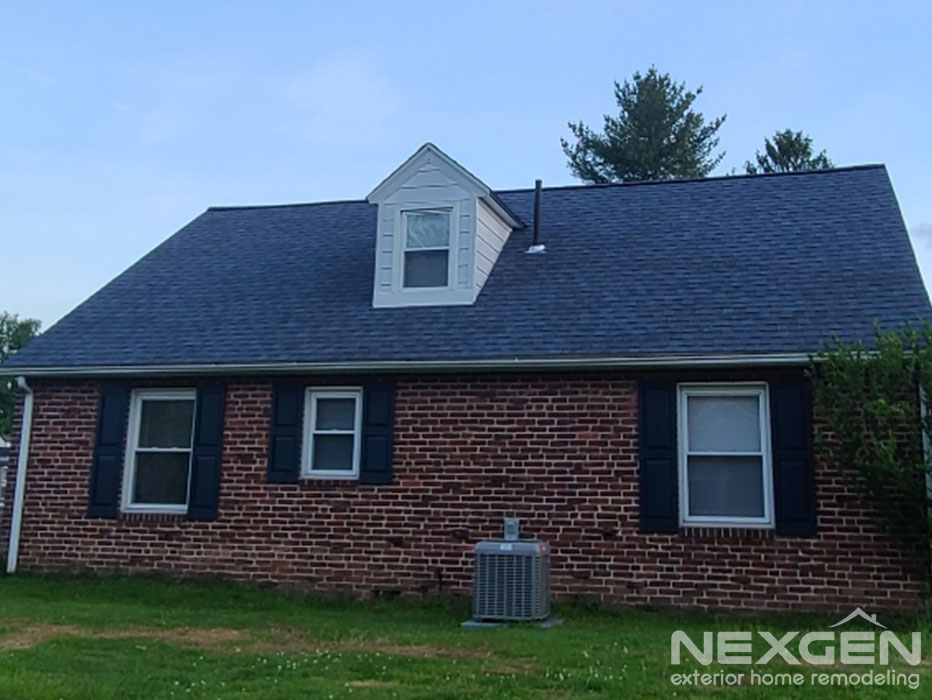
left=526, top=179, right=545, bottom=254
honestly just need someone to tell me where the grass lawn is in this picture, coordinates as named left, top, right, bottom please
left=0, top=575, right=928, bottom=698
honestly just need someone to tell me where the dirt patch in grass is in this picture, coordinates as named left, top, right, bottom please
left=0, top=621, right=535, bottom=674
left=102, top=626, right=247, bottom=648
left=248, top=626, right=500, bottom=661
left=340, top=639, right=492, bottom=661
left=0, top=622, right=247, bottom=652
left=246, top=627, right=535, bottom=674
left=345, top=680, right=395, bottom=688
left=0, top=623, right=83, bottom=651
left=486, top=662, right=532, bottom=675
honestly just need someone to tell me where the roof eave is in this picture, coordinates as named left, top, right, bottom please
left=0, top=352, right=813, bottom=378
left=483, top=192, right=524, bottom=229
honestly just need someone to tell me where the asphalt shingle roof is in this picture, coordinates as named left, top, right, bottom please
left=5, top=165, right=930, bottom=371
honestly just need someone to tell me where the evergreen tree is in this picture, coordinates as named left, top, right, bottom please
left=561, top=67, right=726, bottom=183
left=0, top=312, right=41, bottom=438
left=745, top=129, right=834, bottom=174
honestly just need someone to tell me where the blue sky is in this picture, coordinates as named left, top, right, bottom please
left=2, top=0, right=931, bottom=328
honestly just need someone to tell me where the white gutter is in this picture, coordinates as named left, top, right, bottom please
left=0, top=352, right=812, bottom=378
left=6, top=377, right=34, bottom=573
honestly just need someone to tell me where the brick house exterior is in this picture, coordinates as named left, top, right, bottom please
left=3, top=370, right=926, bottom=612
left=2, top=145, right=930, bottom=612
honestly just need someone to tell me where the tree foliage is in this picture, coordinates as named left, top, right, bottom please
left=810, top=324, right=932, bottom=578
left=561, top=67, right=727, bottom=183
left=745, top=128, right=834, bottom=174
left=0, top=312, right=41, bottom=438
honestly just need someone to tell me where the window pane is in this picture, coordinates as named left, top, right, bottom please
left=687, top=395, right=760, bottom=452
left=687, top=455, right=764, bottom=518
left=406, top=211, right=450, bottom=249
left=404, top=250, right=449, bottom=288
left=133, top=452, right=190, bottom=505
left=315, top=397, right=356, bottom=431
left=138, top=399, right=195, bottom=448
left=312, top=434, right=354, bottom=471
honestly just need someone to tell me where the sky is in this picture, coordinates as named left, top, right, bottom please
left=2, top=0, right=931, bottom=329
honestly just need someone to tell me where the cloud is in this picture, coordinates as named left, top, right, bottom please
left=280, top=54, right=401, bottom=147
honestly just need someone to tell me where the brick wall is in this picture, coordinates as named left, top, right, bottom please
left=1, top=370, right=926, bottom=612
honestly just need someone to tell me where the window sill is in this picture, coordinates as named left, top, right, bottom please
left=681, top=519, right=773, bottom=529
left=296, top=476, right=369, bottom=490
left=678, top=525, right=776, bottom=541
left=118, top=511, right=187, bottom=523
left=122, top=504, right=188, bottom=515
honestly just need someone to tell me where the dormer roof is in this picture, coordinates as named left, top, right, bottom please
left=366, top=143, right=523, bottom=228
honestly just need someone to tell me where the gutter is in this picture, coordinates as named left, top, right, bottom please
left=0, top=352, right=813, bottom=378
left=6, top=377, right=33, bottom=574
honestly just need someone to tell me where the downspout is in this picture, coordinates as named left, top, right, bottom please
left=6, top=377, right=33, bottom=573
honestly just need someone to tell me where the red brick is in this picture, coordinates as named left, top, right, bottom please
left=0, top=370, right=925, bottom=612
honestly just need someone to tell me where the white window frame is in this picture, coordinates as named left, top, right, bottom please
left=302, top=387, right=363, bottom=480
left=677, top=383, right=774, bottom=528
left=122, top=388, right=197, bottom=514
left=400, top=208, right=454, bottom=291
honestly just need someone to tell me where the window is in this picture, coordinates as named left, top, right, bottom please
left=403, top=209, right=451, bottom=288
left=678, top=384, right=772, bottom=526
left=123, top=389, right=196, bottom=512
left=304, top=388, right=363, bottom=478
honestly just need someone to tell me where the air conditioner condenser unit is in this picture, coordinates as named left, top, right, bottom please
left=472, top=540, right=550, bottom=622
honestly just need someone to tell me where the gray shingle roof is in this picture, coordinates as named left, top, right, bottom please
left=5, top=165, right=929, bottom=372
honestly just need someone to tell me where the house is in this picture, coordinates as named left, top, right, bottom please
left=2, top=144, right=930, bottom=612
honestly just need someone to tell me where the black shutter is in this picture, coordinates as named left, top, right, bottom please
left=771, top=378, right=817, bottom=536
left=88, top=387, right=129, bottom=518
left=639, top=381, right=679, bottom=533
left=359, top=383, right=395, bottom=485
left=187, top=385, right=226, bottom=521
left=267, top=384, right=303, bottom=483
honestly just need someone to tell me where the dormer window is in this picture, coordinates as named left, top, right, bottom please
left=403, top=209, right=451, bottom=289
left=367, top=143, right=523, bottom=308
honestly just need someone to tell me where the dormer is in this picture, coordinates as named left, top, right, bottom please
left=367, top=143, right=523, bottom=307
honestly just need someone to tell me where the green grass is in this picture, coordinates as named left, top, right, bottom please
left=0, top=574, right=928, bottom=698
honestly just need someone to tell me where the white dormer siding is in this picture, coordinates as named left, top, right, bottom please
left=474, top=198, right=512, bottom=294
left=367, top=144, right=520, bottom=308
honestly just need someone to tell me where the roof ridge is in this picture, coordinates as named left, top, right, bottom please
left=494, top=164, right=887, bottom=195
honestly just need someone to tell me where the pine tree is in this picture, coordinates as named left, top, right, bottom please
left=745, top=129, right=834, bottom=174
left=561, top=67, right=726, bottom=183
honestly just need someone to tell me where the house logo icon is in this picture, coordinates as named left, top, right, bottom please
left=828, top=607, right=887, bottom=629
